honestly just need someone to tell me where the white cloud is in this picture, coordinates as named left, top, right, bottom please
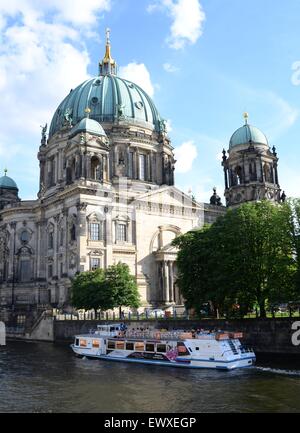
left=119, top=62, right=155, bottom=97
left=174, top=140, right=198, bottom=173
left=163, top=62, right=179, bottom=73
left=0, top=1, right=110, bottom=194
left=48, top=0, right=111, bottom=25
left=148, top=0, right=205, bottom=49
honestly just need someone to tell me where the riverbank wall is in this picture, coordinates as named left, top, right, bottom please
left=53, top=317, right=300, bottom=355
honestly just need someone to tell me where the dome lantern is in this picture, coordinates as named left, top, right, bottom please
left=99, top=28, right=118, bottom=76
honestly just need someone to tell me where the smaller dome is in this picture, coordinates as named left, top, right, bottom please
left=230, top=124, right=268, bottom=149
left=0, top=174, right=18, bottom=191
left=69, top=118, right=107, bottom=138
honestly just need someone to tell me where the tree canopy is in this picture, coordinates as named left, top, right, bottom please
left=71, top=263, right=140, bottom=313
left=173, top=200, right=299, bottom=318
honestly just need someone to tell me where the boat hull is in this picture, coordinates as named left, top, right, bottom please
left=71, top=345, right=255, bottom=370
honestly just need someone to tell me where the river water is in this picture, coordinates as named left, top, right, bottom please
left=0, top=341, right=299, bottom=413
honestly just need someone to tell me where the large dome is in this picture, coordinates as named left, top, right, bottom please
left=229, top=124, right=268, bottom=149
left=49, top=75, right=164, bottom=138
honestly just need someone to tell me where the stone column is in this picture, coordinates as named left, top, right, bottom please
left=169, top=261, right=174, bottom=302
left=164, top=261, right=169, bottom=303
left=224, top=168, right=228, bottom=189
left=147, top=152, right=151, bottom=182
left=136, top=150, right=140, bottom=180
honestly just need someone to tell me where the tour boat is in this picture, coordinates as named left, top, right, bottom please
left=71, top=324, right=256, bottom=370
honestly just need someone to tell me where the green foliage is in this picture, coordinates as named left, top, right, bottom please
left=173, top=200, right=298, bottom=318
left=105, top=263, right=140, bottom=311
left=71, top=263, right=140, bottom=312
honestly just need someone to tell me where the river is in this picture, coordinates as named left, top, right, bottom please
left=0, top=341, right=299, bottom=413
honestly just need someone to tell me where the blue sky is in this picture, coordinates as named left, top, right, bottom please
left=0, top=0, right=299, bottom=202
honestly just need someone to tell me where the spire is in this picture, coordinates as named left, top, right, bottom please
left=99, top=28, right=118, bottom=76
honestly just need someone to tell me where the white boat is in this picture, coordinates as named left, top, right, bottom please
left=71, top=323, right=256, bottom=370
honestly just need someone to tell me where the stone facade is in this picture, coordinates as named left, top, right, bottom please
left=0, top=104, right=222, bottom=312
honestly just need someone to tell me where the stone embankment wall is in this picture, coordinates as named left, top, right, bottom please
left=54, top=318, right=300, bottom=355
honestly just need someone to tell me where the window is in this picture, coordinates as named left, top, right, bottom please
left=20, top=260, right=31, bottom=282
left=91, top=258, right=100, bottom=271
left=139, top=154, right=146, bottom=181
left=92, top=340, right=100, bottom=348
left=20, top=231, right=29, bottom=243
left=60, top=262, right=63, bottom=277
left=146, top=343, right=155, bottom=352
left=89, top=223, right=102, bottom=241
left=80, top=339, right=87, bottom=347
left=48, top=232, right=54, bottom=249
left=70, top=224, right=76, bottom=241
left=156, top=344, right=166, bottom=353
left=108, top=340, right=116, bottom=350
left=48, top=264, right=53, bottom=279
left=116, top=341, right=125, bottom=350
left=116, top=223, right=127, bottom=242
left=126, top=342, right=134, bottom=351
left=128, top=152, right=134, bottom=178
left=135, top=342, right=145, bottom=352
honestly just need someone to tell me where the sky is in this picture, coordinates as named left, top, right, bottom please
left=0, top=0, right=300, bottom=203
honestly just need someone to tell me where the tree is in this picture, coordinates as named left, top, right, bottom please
left=105, top=263, right=140, bottom=316
left=71, top=263, right=140, bottom=315
left=71, top=268, right=114, bottom=312
left=173, top=200, right=297, bottom=318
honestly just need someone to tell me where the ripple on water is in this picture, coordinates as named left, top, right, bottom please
left=1, top=342, right=300, bottom=413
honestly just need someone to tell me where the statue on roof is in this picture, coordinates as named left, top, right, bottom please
left=40, top=123, right=47, bottom=146
left=63, top=108, right=73, bottom=127
left=210, top=187, right=222, bottom=206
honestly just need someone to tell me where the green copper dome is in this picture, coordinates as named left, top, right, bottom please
left=230, top=124, right=268, bottom=149
left=69, top=117, right=107, bottom=138
left=0, top=174, right=18, bottom=190
left=49, top=75, right=164, bottom=138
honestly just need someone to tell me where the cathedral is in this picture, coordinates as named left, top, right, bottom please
left=0, top=32, right=283, bottom=312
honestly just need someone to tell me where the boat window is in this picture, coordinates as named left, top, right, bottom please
left=80, top=339, right=87, bottom=347
left=135, top=342, right=145, bottom=351
left=177, top=343, right=189, bottom=356
left=75, top=338, right=79, bottom=346
left=126, top=342, right=134, bottom=350
left=110, top=327, right=115, bottom=331
left=116, top=341, right=125, bottom=350
left=108, top=340, right=116, bottom=349
left=145, top=343, right=155, bottom=352
left=92, top=340, right=100, bottom=348
left=156, top=344, right=166, bottom=353
left=188, top=347, right=193, bottom=353
left=196, top=347, right=199, bottom=351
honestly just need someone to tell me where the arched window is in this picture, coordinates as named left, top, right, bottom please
left=18, top=247, right=33, bottom=283
left=91, top=156, right=102, bottom=181
left=89, top=222, right=103, bottom=241
left=116, top=223, right=127, bottom=242
left=235, top=166, right=243, bottom=185
left=20, top=230, right=29, bottom=243
left=47, top=224, right=54, bottom=250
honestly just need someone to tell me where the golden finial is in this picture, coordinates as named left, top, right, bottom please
left=4, top=168, right=7, bottom=176
left=243, top=112, right=249, bottom=124
left=85, top=107, right=91, bottom=118
left=99, top=28, right=117, bottom=76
